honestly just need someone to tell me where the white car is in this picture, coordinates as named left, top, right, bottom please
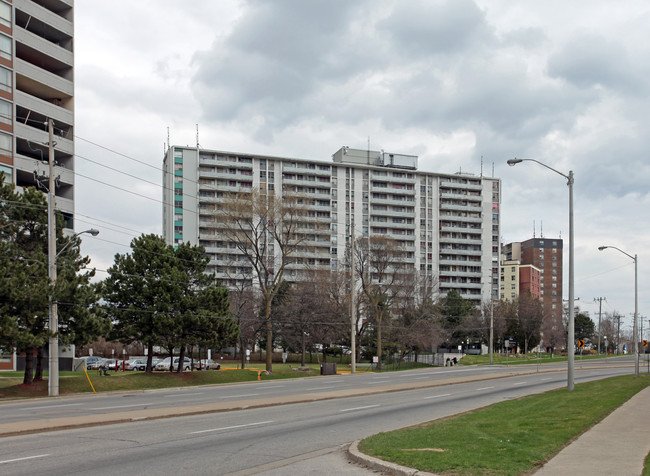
left=154, top=357, right=192, bottom=371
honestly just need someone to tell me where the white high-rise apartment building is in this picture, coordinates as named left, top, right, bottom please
left=0, top=0, right=75, bottom=228
left=163, top=146, right=501, bottom=304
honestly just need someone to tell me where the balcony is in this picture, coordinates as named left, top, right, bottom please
left=439, top=202, right=482, bottom=212
left=15, top=58, right=73, bottom=98
left=439, top=236, right=483, bottom=245
left=14, top=122, right=73, bottom=155
left=438, top=248, right=483, bottom=256
left=14, top=90, right=73, bottom=127
left=14, top=28, right=73, bottom=70
left=440, top=180, right=482, bottom=192
left=15, top=0, right=73, bottom=38
left=14, top=153, right=73, bottom=186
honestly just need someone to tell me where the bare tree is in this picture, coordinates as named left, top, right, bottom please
left=228, top=282, right=263, bottom=368
left=517, top=293, right=544, bottom=354
left=216, top=189, right=303, bottom=371
left=355, top=235, right=408, bottom=370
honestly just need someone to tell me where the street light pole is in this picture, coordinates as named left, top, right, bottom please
left=507, top=157, right=575, bottom=391
left=47, top=119, right=57, bottom=397
left=598, top=246, right=639, bottom=377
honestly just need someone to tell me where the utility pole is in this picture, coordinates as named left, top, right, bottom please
left=489, top=298, right=494, bottom=364
left=614, top=314, right=621, bottom=355
left=350, top=218, right=356, bottom=374
left=594, top=297, right=606, bottom=354
left=47, top=118, right=59, bottom=397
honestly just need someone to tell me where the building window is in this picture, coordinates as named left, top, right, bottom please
left=0, top=33, right=10, bottom=61
left=0, top=2, right=10, bottom=29
left=0, top=65, right=10, bottom=93
left=0, top=130, right=11, bottom=154
left=0, top=98, right=9, bottom=125
left=0, top=163, right=11, bottom=180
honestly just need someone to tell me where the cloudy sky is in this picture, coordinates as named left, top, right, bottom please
left=74, top=0, right=649, bottom=337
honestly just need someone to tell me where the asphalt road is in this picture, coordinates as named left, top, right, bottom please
left=0, top=357, right=630, bottom=425
left=0, top=359, right=635, bottom=475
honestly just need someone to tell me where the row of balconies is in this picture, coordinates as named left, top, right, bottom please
left=282, top=163, right=331, bottom=176
left=439, top=203, right=483, bottom=213
left=439, top=180, right=482, bottom=191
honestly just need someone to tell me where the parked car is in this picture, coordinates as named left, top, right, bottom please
left=193, top=359, right=220, bottom=370
left=125, top=358, right=147, bottom=371
left=154, top=357, right=192, bottom=371
left=105, top=359, right=127, bottom=371
left=82, top=356, right=104, bottom=370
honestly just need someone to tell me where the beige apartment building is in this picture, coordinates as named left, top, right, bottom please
left=163, top=146, right=501, bottom=304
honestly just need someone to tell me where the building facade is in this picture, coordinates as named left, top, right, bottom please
left=0, top=0, right=75, bottom=228
left=499, top=259, right=541, bottom=301
left=163, top=146, right=501, bottom=304
left=503, top=238, right=563, bottom=321
left=0, top=0, right=74, bottom=371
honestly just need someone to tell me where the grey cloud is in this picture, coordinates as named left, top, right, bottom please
left=376, top=0, right=493, bottom=55
left=548, top=33, right=644, bottom=93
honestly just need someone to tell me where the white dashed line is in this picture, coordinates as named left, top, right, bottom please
left=190, top=420, right=273, bottom=435
left=340, top=405, right=380, bottom=412
left=0, top=454, right=50, bottom=464
left=423, top=393, right=452, bottom=400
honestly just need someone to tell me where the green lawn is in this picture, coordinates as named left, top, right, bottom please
left=0, top=362, right=327, bottom=398
left=459, top=352, right=615, bottom=366
left=359, top=374, right=650, bottom=475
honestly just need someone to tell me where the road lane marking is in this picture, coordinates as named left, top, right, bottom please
left=541, top=377, right=552, bottom=381
left=0, top=454, right=50, bottom=464
left=90, top=403, right=154, bottom=410
left=476, top=386, right=494, bottom=391
left=340, top=404, right=380, bottom=412
left=414, top=376, right=431, bottom=380
left=423, top=393, right=452, bottom=400
left=219, top=393, right=260, bottom=399
left=252, top=385, right=285, bottom=389
left=306, top=386, right=336, bottom=390
left=30, top=403, right=83, bottom=410
left=513, top=382, right=527, bottom=386
left=190, top=420, right=273, bottom=434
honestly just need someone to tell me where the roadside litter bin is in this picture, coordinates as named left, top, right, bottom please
left=320, top=362, right=337, bottom=375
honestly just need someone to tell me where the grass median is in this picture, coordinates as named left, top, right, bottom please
left=359, top=374, right=650, bottom=476
left=0, top=363, right=329, bottom=399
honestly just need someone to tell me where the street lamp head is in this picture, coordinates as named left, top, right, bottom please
left=87, top=228, right=100, bottom=237
left=507, top=158, right=523, bottom=166
left=598, top=246, right=608, bottom=251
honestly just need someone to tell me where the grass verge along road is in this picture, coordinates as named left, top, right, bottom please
left=359, top=374, right=650, bottom=476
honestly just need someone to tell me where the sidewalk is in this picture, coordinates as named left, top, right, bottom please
left=534, top=385, right=650, bottom=475
left=347, top=385, right=650, bottom=476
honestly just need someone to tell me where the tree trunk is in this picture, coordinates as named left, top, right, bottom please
left=168, top=347, right=174, bottom=372
left=23, top=348, right=34, bottom=385
left=265, top=300, right=273, bottom=372
left=240, top=338, right=246, bottom=369
left=146, top=343, right=154, bottom=373
left=177, top=345, right=186, bottom=373
left=34, top=347, right=44, bottom=381
left=300, top=333, right=306, bottom=367
left=376, top=317, right=383, bottom=371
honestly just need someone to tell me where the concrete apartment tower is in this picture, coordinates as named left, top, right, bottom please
left=163, top=145, right=501, bottom=306
left=0, top=0, right=75, bottom=228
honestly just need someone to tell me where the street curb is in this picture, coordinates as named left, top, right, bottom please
left=347, top=440, right=438, bottom=476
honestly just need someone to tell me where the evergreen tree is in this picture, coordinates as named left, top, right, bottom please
left=101, top=234, right=237, bottom=372
left=0, top=174, right=105, bottom=384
